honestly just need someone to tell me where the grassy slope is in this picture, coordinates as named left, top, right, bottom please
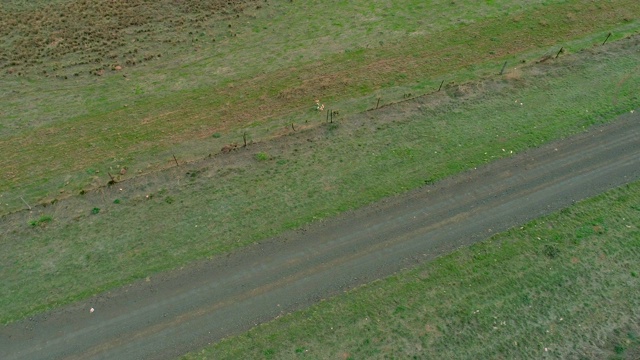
left=0, top=0, right=559, bottom=126
left=185, top=181, right=640, bottom=360
left=1, top=0, right=638, bottom=211
left=0, top=34, right=638, bottom=324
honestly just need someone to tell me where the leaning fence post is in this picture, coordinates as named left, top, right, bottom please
left=499, top=61, right=508, bottom=75
left=20, top=196, right=32, bottom=210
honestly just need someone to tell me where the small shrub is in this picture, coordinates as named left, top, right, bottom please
left=113, top=199, right=121, bottom=204
left=212, top=132, right=222, bottom=138
left=91, top=207, right=100, bottom=214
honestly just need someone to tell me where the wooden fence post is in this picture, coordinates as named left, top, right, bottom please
left=499, top=61, right=508, bottom=75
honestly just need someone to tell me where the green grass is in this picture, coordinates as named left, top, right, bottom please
left=0, top=1, right=636, bottom=355
left=255, top=152, right=270, bottom=161
left=1, top=0, right=557, bottom=129
left=183, top=180, right=640, bottom=359
left=0, top=0, right=561, bottom=79
left=0, top=36, right=637, bottom=324
left=1, top=0, right=639, bottom=214
left=28, top=215, right=52, bottom=227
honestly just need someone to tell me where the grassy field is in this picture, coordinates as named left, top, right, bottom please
left=2, top=0, right=638, bottom=212
left=0, top=0, right=639, bottom=334
left=1, top=33, right=638, bottom=324
left=184, top=180, right=640, bottom=359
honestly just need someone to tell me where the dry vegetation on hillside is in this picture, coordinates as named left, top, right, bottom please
left=0, top=0, right=261, bottom=76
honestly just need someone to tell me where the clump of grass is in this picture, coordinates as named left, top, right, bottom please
left=255, top=152, right=270, bottom=161
left=91, top=207, right=100, bottom=215
left=543, top=244, right=560, bottom=258
left=29, top=215, right=52, bottom=227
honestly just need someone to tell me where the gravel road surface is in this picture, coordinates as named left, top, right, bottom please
left=2, top=111, right=639, bottom=360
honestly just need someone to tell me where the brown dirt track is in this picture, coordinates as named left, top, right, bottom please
left=1, top=108, right=639, bottom=359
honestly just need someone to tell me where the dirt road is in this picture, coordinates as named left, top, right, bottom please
left=2, top=111, right=639, bottom=359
